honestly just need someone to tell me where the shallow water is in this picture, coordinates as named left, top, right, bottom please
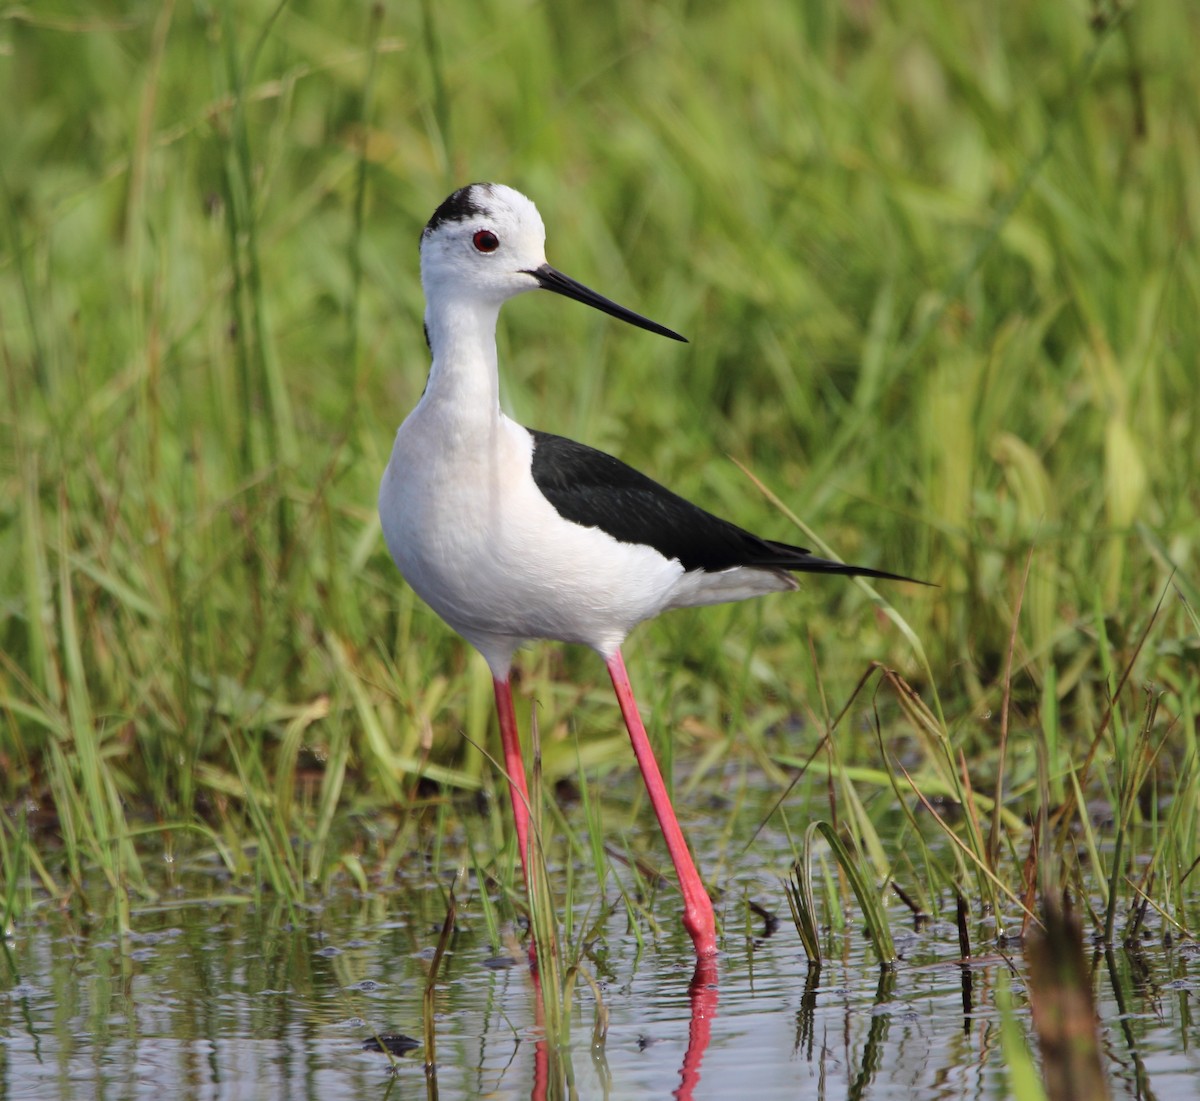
left=4, top=810, right=1199, bottom=1099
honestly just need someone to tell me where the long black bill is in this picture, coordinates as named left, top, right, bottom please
left=527, top=263, right=687, bottom=343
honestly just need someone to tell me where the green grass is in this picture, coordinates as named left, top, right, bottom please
left=2, top=0, right=1198, bottom=1021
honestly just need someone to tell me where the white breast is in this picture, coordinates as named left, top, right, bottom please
left=380, top=406, right=688, bottom=674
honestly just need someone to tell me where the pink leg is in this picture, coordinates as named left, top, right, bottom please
left=493, top=676, right=532, bottom=888
left=606, top=650, right=717, bottom=958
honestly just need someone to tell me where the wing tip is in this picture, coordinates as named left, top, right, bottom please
left=794, top=556, right=934, bottom=587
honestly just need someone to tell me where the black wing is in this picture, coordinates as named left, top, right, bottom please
left=528, top=430, right=916, bottom=582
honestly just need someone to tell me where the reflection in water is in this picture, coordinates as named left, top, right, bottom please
left=960, top=960, right=974, bottom=1029
left=530, top=968, right=549, bottom=1101
left=524, top=950, right=717, bottom=1100
left=675, top=957, right=718, bottom=1100
left=847, top=966, right=896, bottom=1101
left=1104, top=948, right=1159, bottom=1101
left=792, top=963, right=821, bottom=1061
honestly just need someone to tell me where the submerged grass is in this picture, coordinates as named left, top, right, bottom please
left=422, top=878, right=456, bottom=1091
left=2, top=1, right=1199, bottom=1093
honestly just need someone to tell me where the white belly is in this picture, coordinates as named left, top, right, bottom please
left=380, top=412, right=685, bottom=673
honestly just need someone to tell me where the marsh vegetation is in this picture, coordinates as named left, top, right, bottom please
left=2, top=1, right=1197, bottom=1096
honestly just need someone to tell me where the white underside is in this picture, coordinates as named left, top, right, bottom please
left=380, top=405, right=795, bottom=676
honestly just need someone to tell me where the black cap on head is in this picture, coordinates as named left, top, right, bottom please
left=422, top=183, right=494, bottom=241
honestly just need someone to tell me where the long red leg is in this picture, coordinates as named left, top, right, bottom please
left=493, top=675, right=531, bottom=889
left=605, top=650, right=717, bottom=958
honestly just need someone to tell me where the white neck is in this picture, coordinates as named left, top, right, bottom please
left=421, top=295, right=503, bottom=421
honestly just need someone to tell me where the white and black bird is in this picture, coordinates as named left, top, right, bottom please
left=380, top=183, right=915, bottom=959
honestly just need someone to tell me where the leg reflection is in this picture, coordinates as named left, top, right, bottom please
left=674, top=956, right=719, bottom=1100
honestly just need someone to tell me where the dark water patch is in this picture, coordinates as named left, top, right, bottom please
left=361, top=1032, right=421, bottom=1056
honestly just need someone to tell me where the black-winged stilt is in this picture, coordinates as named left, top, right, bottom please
left=380, top=183, right=915, bottom=959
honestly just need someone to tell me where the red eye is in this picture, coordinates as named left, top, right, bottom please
left=473, top=229, right=500, bottom=253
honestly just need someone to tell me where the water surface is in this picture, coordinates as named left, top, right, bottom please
left=4, top=808, right=1198, bottom=1099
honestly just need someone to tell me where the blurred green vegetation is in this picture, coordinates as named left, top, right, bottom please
left=0, top=0, right=1196, bottom=910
